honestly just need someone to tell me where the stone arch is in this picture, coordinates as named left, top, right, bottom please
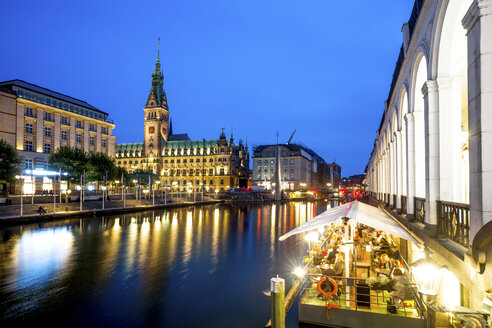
left=410, top=49, right=428, bottom=198
left=399, top=86, right=409, bottom=198
left=432, top=0, right=471, bottom=203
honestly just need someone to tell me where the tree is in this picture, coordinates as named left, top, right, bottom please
left=86, top=152, right=115, bottom=183
left=0, top=139, right=20, bottom=183
left=48, top=146, right=89, bottom=183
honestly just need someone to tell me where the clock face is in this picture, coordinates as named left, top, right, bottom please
left=149, top=127, right=155, bottom=134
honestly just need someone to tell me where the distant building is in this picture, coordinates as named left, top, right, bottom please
left=252, top=143, right=340, bottom=191
left=0, top=80, right=116, bottom=194
left=341, top=174, right=366, bottom=189
left=115, top=44, right=250, bottom=191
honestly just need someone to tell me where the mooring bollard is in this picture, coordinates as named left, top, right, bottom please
left=271, top=275, right=285, bottom=328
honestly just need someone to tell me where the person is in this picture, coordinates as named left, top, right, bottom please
left=376, top=253, right=393, bottom=277
left=387, top=245, right=401, bottom=261
left=38, top=206, right=46, bottom=215
left=313, top=248, right=324, bottom=266
left=326, top=245, right=339, bottom=264
left=333, top=252, right=345, bottom=277
left=389, top=268, right=411, bottom=307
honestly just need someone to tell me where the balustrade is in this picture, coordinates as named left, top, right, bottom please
left=437, top=200, right=470, bottom=247
left=414, top=197, right=426, bottom=222
left=401, top=196, right=407, bottom=215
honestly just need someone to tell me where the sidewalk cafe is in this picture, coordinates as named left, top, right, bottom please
left=280, top=201, right=430, bottom=328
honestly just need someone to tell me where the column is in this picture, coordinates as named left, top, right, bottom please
left=390, top=139, right=395, bottom=206
left=54, top=113, right=61, bottom=149
left=36, top=108, right=44, bottom=153
left=405, top=112, right=415, bottom=215
left=69, top=117, right=76, bottom=147
left=423, top=80, right=440, bottom=226
left=463, top=0, right=492, bottom=240
left=396, top=130, right=403, bottom=209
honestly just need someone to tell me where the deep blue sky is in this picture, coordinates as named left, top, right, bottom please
left=0, top=0, right=414, bottom=176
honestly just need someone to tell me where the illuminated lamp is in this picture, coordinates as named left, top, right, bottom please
left=411, top=249, right=446, bottom=301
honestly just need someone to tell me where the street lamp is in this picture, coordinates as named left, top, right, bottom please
left=411, top=249, right=446, bottom=302
left=304, top=231, right=318, bottom=254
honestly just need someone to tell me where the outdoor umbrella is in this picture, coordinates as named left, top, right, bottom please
left=279, top=200, right=423, bottom=246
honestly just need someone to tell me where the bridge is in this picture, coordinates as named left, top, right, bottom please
left=365, top=0, right=492, bottom=319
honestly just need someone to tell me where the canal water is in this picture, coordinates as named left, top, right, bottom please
left=0, top=201, right=329, bottom=327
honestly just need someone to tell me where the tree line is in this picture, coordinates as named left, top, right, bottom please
left=0, top=140, right=128, bottom=188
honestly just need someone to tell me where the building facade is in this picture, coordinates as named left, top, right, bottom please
left=0, top=80, right=116, bottom=194
left=116, top=46, right=250, bottom=191
left=365, top=0, right=492, bottom=317
left=252, top=143, right=340, bottom=191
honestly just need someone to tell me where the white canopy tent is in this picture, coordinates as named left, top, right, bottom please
left=279, top=200, right=423, bottom=246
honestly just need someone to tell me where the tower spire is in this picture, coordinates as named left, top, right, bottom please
left=146, top=37, right=168, bottom=108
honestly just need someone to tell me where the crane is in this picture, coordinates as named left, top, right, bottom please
left=286, top=129, right=296, bottom=145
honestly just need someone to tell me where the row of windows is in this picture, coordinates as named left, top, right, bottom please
left=25, top=108, right=110, bottom=134
left=163, top=168, right=227, bottom=177
left=163, top=179, right=226, bottom=186
left=256, top=159, right=295, bottom=164
left=24, top=137, right=106, bottom=151
left=163, top=158, right=219, bottom=164
left=18, top=89, right=107, bottom=121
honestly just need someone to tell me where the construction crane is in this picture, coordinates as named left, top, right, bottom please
left=286, top=129, right=296, bottom=145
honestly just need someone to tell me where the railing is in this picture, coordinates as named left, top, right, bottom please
left=414, top=197, right=426, bottom=223
left=299, top=274, right=424, bottom=319
left=401, top=196, right=407, bottom=215
left=437, top=200, right=470, bottom=247
left=392, top=194, right=397, bottom=210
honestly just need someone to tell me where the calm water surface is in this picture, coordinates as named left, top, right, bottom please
left=0, top=202, right=329, bottom=327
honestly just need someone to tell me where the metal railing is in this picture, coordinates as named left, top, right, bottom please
left=299, top=274, right=424, bottom=319
left=414, top=197, right=425, bottom=223
left=401, top=196, right=407, bottom=215
left=437, top=200, right=470, bottom=247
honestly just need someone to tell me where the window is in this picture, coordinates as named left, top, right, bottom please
left=43, top=143, right=51, bottom=154
left=123, top=161, right=127, bottom=164
left=190, top=159, right=194, bottom=163
left=220, top=179, right=224, bottom=185
left=25, top=141, right=33, bottom=152
left=129, top=161, right=133, bottom=164
left=61, top=116, right=69, bottom=125
left=44, top=127, right=51, bottom=137
left=118, top=161, right=121, bottom=164
left=210, top=180, right=213, bottom=185
left=61, top=131, right=67, bottom=140
left=209, top=168, right=214, bottom=175
left=25, top=107, right=34, bottom=117
left=89, top=137, right=94, bottom=145
left=209, top=158, right=213, bottom=162
left=89, top=124, right=95, bottom=131
left=76, top=134, right=82, bottom=143
left=76, top=120, right=83, bottom=128
left=25, top=123, right=33, bottom=134
left=170, top=159, right=174, bottom=163
left=183, top=159, right=187, bottom=163
left=164, top=160, right=168, bottom=163
left=177, top=159, right=181, bottom=163
left=197, top=159, right=200, bottom=163
left=101, top=127, right=107, bottom=134
left=44, top=112, right=52, bottom=121
left=102, top=140, right=107, bottom=148
left=24, top=158, right=33, bottom=169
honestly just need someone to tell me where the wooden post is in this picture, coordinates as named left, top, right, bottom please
left=271, top=276, right=285, bottom=328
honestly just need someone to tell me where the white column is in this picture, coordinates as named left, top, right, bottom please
left=437, top=77, right=465, bottom=203
left=463, top=0, right=492, bottom=240
left=405, top=112, right=416, bottom=215
left=390, top=139, right=395, bottom=206
left=396, top=130, right=403, bottom=209
left=423, top=80, right=440, bottom=225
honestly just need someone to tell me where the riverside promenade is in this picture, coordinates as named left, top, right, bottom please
left=0, top=194, right=222, bottom=226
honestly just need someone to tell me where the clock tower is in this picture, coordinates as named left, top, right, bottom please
left=144, top=39, right=170, bottom=165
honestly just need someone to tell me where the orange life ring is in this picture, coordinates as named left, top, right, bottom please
left=317, top=276, right=338, bottom=298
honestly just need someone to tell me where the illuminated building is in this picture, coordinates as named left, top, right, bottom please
left=0, top=80, right=116, bottom=194
left=252, top=144, right=340, bottom=191
left=115, top=44, right=250, bottom=191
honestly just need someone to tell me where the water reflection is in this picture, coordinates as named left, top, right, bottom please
left=0, top=201, right=333, bottom=327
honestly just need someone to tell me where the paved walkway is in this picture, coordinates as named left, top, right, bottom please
left=0, top=196, right=219, bottom=224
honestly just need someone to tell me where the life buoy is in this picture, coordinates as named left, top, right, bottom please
left=317, top=276, right=338, bottom=298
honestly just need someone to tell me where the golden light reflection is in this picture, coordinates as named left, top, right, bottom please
left=182, top=211, right=193, bottom=265
left=126, top=216, right=138, bottom=271
left=13, top=228, right=74, bottom=285
left=211, top=208, right=220, bottom=270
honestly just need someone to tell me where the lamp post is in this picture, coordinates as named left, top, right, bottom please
left=15, top=175, right=23, bottom=217
left=411, top=249, right=446, bottom=303
left=102, top=186, right=107, bottom=209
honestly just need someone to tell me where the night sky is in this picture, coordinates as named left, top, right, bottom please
left=0, top=0, right=414, bottom=176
